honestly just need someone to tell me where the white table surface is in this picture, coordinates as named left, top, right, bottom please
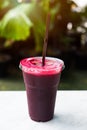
left=0, top=91, right=87, bottom=130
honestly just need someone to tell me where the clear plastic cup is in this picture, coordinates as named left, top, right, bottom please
left=19, top=57, right=64, bottom=122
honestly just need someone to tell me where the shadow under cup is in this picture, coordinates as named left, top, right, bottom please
left=20, top=57, right=64, bottom=122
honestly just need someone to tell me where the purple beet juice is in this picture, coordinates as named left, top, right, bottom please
left=20, top=57, right=64, bottom=122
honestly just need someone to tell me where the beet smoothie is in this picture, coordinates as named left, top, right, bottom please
left=20, top=57, right=64, bottom=122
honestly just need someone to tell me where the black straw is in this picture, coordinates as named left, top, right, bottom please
left=42, top=13, right=50, bottom=66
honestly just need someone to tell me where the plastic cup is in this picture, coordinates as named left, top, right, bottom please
left=19, top=57, right=64, bottom=122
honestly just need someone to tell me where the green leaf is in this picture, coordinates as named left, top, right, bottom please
left=0, top=8, right=33, bottom=41
left=14, top=3, right=46, bottom=24
left=14, top=3, right=46, bottom=47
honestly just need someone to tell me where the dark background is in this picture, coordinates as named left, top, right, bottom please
left=0, top=0, right=87, bottom=90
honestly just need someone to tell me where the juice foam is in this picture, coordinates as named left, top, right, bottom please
left=20, top=57, right=64, bottom=75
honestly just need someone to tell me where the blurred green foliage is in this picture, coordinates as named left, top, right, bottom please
left=0, top=0, right=59, bottom=51
left=0, top=0, right=87, bottom=53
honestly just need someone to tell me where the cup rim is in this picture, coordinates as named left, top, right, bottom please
left=19, top=56, right=65, bottom=75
